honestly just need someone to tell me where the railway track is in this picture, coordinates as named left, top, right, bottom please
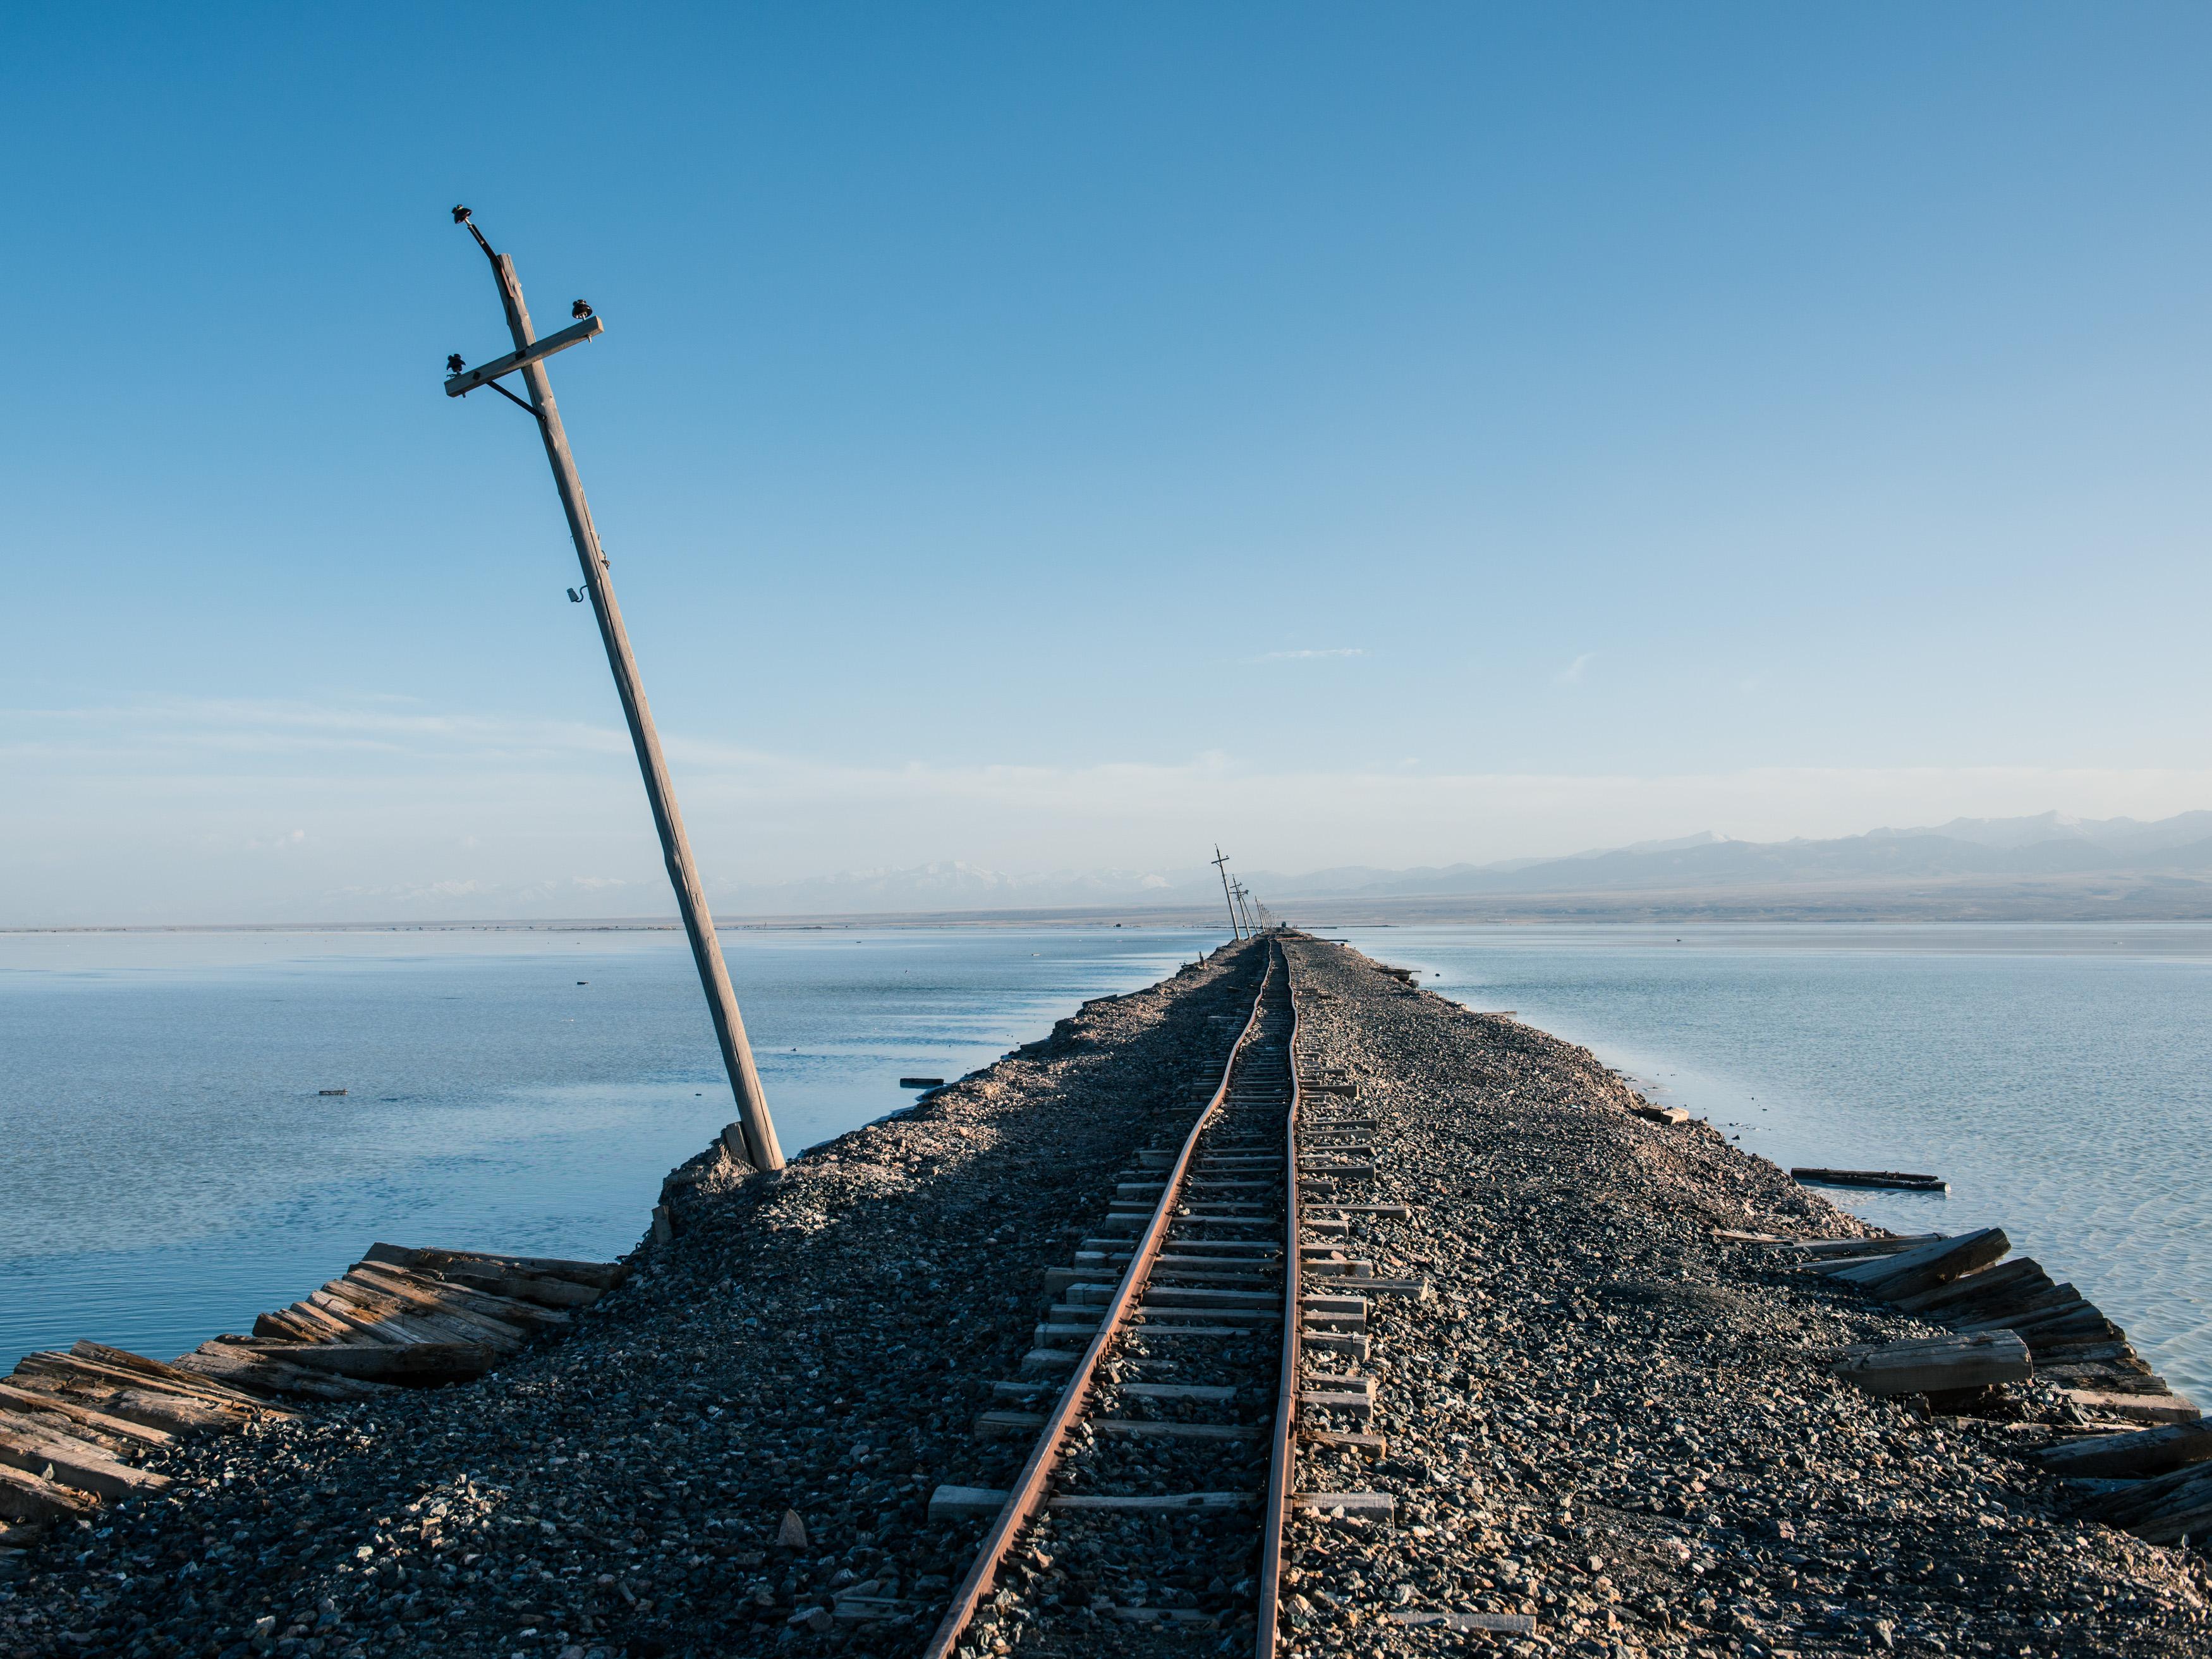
left=921, top=937, right=1398, bottom=1657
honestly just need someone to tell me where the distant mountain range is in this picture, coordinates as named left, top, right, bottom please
left=714, top=811, right=2212, bottom=917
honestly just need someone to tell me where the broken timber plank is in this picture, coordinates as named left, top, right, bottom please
left=1892, top=1256, right=2050, bottom=1314
left=2058, top=1389, right=2200, bottom=1425
left=0, top=1382, right=173, bottom=1449
left=2037, top=1420, right=2212, bottom=1481
left=1291, top=1490, right=1395, bottom=1519
left=1829, top=1332, right=2031, bottom=1398
left=68, top=1342, right=278, bottom=1412
left=1826, top=1227, right=2009, bottom=1301
left=235, top=1341, right=493, bottom=1381
left=176, top=1346, right=396, bottom=1401
left=0, top=1421, right=170, bottom=1503
left=1392, top=1611, right=1538, bottom=1635
left=0, top=1462, right=102, bottom=1524
left=6, top=1371, right=247, bottom=1438
left=351, top=1262, right=570, bottom=1329
left=364, top=1243, right=617, bottom=1305
left=2074, top=1462, right=2212, bottom=1543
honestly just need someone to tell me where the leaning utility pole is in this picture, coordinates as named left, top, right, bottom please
left=442, top=206, right=784, bottom=1174
left=1232, top=880, right=1255, bottom=937
left=1211, top=845, right=1244, bottom=940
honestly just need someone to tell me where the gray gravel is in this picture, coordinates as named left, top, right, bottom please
left=0, top=943, right=1269, bottom=1659
left=6, top=930, right=2206, bottom=1659
left=1275, top=935, right=2211, bottom=1656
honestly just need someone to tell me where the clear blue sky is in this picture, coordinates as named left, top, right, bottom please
left=7, top=4, right=2211, bottom=923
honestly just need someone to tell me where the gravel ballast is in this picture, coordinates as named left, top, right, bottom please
left=1272, top=935, right=2209, bottom=1656
left=3, top=933, right=2207, bottom=1658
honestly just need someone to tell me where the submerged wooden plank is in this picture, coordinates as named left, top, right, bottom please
left=1792, top=1167, right=1947, bottom=1192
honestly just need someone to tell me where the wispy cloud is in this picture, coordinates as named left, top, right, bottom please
left=1253, top=647, right=1366, bottom=662
left=1555, top=652, right=1596, bottom=685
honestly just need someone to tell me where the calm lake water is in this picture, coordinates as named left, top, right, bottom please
left=1334, top=923, right=2212, bottom=1402
left=5, top=923, right=2207, bottom=1405
left=0, top=925, right=1201, bottom=1372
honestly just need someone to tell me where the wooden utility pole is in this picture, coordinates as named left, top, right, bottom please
left=443, top=207, right=784, bottom=1174
left=1212, top=845, right=1243, bottom=940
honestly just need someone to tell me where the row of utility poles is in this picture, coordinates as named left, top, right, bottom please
left=1210, top=844, right=1274, bottom=939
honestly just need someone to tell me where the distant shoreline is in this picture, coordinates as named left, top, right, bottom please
left=11, top=878, right=2212, bottom=935
left=13, top=889, right=2212, bottom=942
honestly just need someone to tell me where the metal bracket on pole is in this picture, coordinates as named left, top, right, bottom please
left=444, top=314, right=604, bottom=398
left=483, top=379, right=547, bottom=421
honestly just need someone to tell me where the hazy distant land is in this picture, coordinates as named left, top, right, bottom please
left=18, top=810, right=2212, bottom=931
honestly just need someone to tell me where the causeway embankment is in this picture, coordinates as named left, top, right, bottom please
left=3, top=935, right=2207, bottom=1657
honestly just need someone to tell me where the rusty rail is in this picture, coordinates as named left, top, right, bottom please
left=916, top=940, right=1279, bottom=1659
left=1254, top=939, right=1303, bottom=1655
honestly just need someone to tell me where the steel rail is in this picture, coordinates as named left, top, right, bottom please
left=1253, top=936, right=1303, bottom=1656
left=916, top=940, right=1280, bottom=1659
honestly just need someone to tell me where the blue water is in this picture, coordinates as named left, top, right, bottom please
left=0, top=925, right=1205, bottom=1371
left=1335, top=923, right=2212, bottom=1402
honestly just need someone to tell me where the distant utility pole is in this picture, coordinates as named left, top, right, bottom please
left=1212, top=845, right=1244, bottom=940
left=441, top=206, right=784, bottom=1174
left=1233, top=880, right=1255, bottom=937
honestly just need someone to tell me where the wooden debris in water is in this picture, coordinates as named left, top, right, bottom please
left=1791, top=1166, right=1947, bottom=1192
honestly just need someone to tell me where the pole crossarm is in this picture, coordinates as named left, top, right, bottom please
left=444, top=313, right=604, bottom=398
